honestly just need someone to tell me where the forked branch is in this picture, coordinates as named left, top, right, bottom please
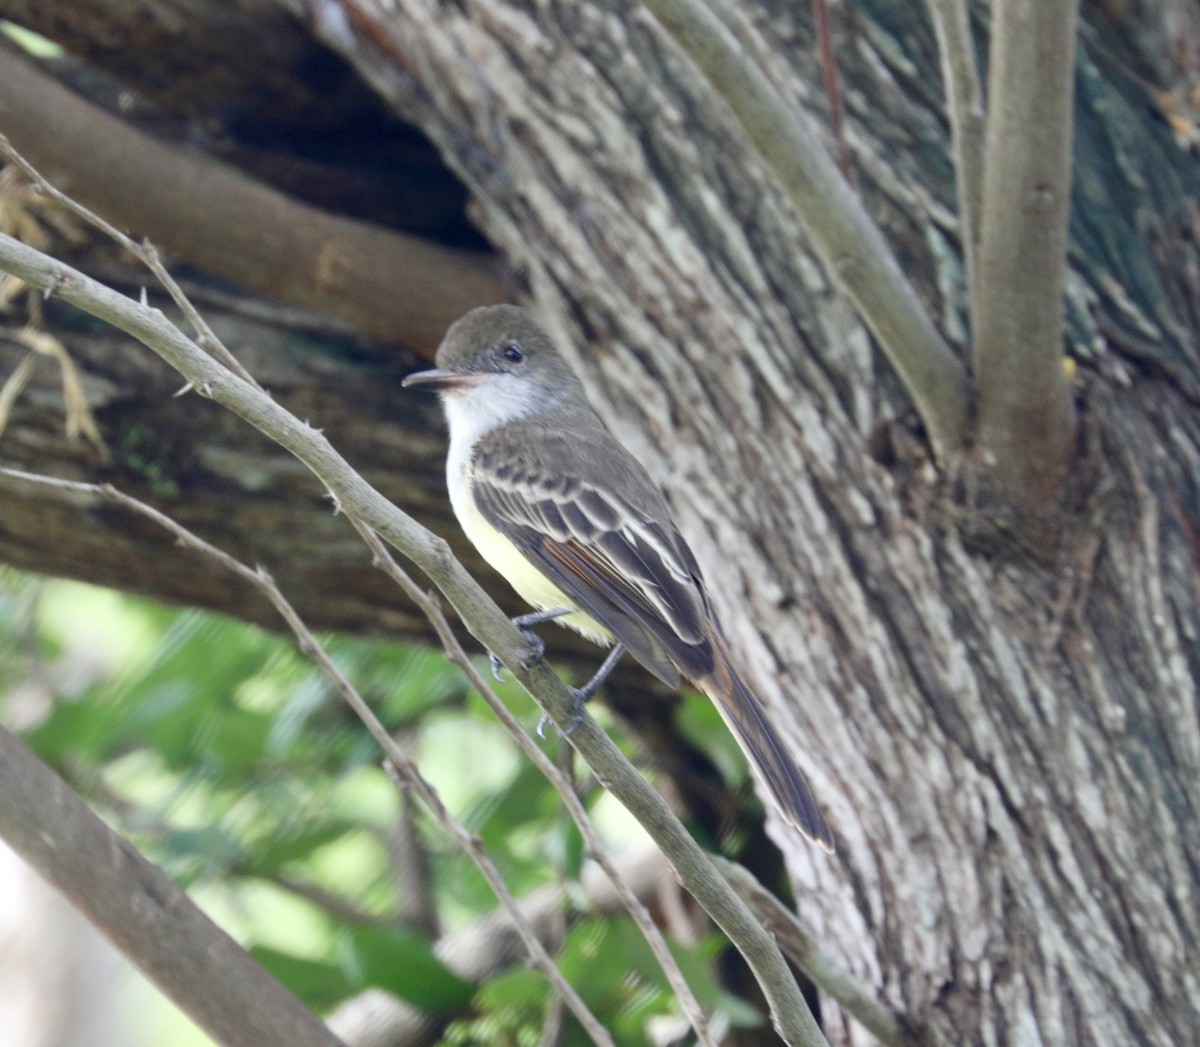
left=642, top=0, right=969, bottom=459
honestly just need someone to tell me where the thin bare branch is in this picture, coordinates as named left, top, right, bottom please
left=974, top=0, right=1079, bottom=507
left=0, top=133, right=263, bottom=390
left=651, top=0, right=968, bottom=459
left=926, top=0, right=985, bottom=311
left=350, top=520, right=717, bottom=1047
left=812, top=0, right=852, bottom=182
left=0, top=466, right=616, bottom=1047
left=0, top=724, right=347, bottom=1047
left=0, top=230, right=830, bottom=1047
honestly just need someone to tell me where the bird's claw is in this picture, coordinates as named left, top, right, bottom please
left=508, top=608, right=570, bottom=671
left=534, top=642, right=625, bottom=739
left=487, top=609, right=568, bottom=681
left=488, top=651, right=508, bottom=682
left=517, top=627, right=546, bottom=670
left=536, top=687, right=587, bottom=740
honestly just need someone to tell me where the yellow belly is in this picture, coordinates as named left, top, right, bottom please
left=455, top=487, right=614, bottom=647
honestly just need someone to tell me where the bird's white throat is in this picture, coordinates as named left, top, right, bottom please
left=442, top=373, right=551, bottom=451
left=440, top=378, right=612, bottom=647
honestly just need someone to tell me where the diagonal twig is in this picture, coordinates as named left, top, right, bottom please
left=0, top=227, right=837, bottom=1046
left=0, top=465, right=617, bottom=1047
left=349, top=519, right=718, bottom=1047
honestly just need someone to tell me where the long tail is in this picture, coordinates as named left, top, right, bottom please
left=697, top=634, right=833, bottom=850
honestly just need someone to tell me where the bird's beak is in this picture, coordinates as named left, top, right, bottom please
left=401, top=367, right=485, bottom=391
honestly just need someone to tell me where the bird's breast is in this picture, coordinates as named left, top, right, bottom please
left=447, top=439, right=613, bottom=647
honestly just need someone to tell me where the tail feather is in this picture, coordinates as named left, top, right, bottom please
left=698, top=636, right=833, bottom=851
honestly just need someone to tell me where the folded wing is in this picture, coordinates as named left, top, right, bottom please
left=472, top=446, right=714, bottom=685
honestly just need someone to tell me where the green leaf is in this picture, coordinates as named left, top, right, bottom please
left=239, top=819, right=360, bottom=875
left=340, top=926, right=474, bottom=1013
left=477, top=761, right=555, bottom=848
left=25, top=698, right=117, bottom=763
left=475, top=967, right=549, bottom=1010
left=562, top=819, right=585, bottom=880
left=249, top=946, right=355, bottom=1012
left=204, top=707, right=275, bottom=774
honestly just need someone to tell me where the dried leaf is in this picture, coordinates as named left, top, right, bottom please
left=13, top=327, right=110, bottom=461
left=0, top=272, right=26, bottom=309
left=0, top=351, right=36, bottom=442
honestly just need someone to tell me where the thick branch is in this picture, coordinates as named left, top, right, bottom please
left=0, top=44, right=507, bottom=352
left=638, top=0, right=969, bottom=459
left=0, top=231, right=830, bottom=1047
left=0, top=726, right=345, bottom=1047
left=974, top=0, right=1079, bottom=506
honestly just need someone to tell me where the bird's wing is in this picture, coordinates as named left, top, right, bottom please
left=472, top=445, right=712, bottom=685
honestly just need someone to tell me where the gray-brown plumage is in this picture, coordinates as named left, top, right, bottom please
left=404, top=305, right=832, bottom=849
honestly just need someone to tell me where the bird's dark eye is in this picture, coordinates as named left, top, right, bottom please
left=502, top=343, right=524, bottom=363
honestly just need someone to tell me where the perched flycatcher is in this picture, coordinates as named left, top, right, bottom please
left=404, top=305, right=831, bottom=848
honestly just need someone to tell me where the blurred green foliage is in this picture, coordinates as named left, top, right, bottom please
left=0, top=568, right=759, bottom=1045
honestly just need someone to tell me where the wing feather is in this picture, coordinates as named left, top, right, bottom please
left=472, top=438, right=713, bottom=682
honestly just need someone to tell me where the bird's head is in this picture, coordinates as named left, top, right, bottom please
left=403, top=305, right=584, bottom=426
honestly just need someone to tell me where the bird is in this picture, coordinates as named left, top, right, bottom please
left=403, top=304, right=832, bottom=849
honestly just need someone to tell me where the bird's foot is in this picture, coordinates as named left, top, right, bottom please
left=513, top=608, right=572, bottom=668
left=535, top=642, right=625, bottom=739
left=537, top=689, right=586, bottom=739
left=487, top=607, right=573, bottom=681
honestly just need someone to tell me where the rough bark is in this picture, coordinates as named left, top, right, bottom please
left=287, top=2, right=1200, bottom=1045
left=1, top=1, right=1199, bottom=1045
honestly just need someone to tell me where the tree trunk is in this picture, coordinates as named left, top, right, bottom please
left=2, top=0, right=1199, bottom=1043
left=294, top=5, right=1200, bottom=1039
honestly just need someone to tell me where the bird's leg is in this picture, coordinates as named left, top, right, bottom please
left=573, top=642, right=626, bottom=703
left=538, top=642, right=626, bottom=738
left=488, top=607, right=574, bottom=680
